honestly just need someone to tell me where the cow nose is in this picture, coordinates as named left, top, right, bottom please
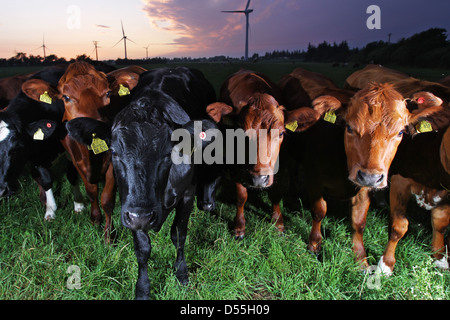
left=356, top=170, right=384, bottom=187
left=122, top=211, right=155, bottom=231
left=252, top=175, right=270, bottom=188
left=199, top=202, right=215, bottom=212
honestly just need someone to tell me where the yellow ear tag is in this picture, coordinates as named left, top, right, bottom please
left=416, top=120, right=433, bottom=133
left=33, top=128, right=44, bottom=140
left=118, top=84, right=131, bottom=97
left=285, top=121, right=298, bottom=132
left=324, top=110, right=336, bottom=124
left=90, top=133, right=109, bottom=155
left=39, top=91, right=52, bottom=104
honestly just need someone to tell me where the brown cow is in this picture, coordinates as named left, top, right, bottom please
left=282, top=78, right=445, bottom=266
left=21, top=61, right=146, bottom=242
left=377, top=120, right=450, bottom=275
left=0, top=72, right=36, bottom=108
left=206, top=69, right=319, bottom=239
left=279, top=67, right=356, bottom=108
left=345, top=64, right=450, bottom=104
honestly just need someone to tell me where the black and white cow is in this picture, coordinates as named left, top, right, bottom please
left=111, top=67, right=218, bottom=299
left=0, top=66, right=84, bottom=220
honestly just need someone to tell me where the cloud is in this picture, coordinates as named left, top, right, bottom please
left=95, top=24, right=111, bottom=29
left=140, top=0, right=270, bottom=56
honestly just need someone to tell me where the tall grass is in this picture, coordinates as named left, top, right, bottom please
left=0, top=62, right=448, bottom=300
left=0, top=169, right=448, bottom=300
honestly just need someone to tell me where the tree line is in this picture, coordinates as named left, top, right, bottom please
left=1, top=28, right=448, bottom=69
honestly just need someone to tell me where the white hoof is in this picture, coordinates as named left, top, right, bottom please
left=44, top=210, right=56, bottom=221
left=74, top=202, right=85, bottom=213
left=434, top=256, right=449, bottom=270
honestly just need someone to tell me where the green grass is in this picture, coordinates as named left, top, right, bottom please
left=0, top=170, right=449, bottom=300
left=0, top=62, right=449, bottom=300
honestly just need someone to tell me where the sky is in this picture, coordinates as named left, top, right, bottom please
left=0, top=0, right=449, bottom=60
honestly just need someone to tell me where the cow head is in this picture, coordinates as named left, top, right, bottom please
left=111, top=96, right=217, bottom=231
left=20, top=62, right=141, bottom=122
left=207, top=93, right=319, bottom=189
left=0, top=112, right=60, bottom=197
left=313, top=83, right=446, bottom=188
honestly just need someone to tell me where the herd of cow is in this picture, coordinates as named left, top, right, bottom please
left=0, top=62, right=449, bottom=299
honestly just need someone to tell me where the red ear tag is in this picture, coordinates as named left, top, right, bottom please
left=199, top=132, right=206, bottom=140
left=46, top=123, right=52, bottom=128
left=417, top=97, right=425, bottom=104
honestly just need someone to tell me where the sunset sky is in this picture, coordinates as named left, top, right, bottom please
left=0, top=0, right=449, bottom=60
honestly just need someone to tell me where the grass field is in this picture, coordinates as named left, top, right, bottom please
left=0, top=62, right=449, bottom=300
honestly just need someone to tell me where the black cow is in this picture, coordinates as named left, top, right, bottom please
left=0, top=66, right=84, bottom=220
left=110, top=67, right=219, bottom=299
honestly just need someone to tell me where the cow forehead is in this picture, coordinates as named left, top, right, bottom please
left=241, top=95, right=285, bottom=131
left=346, top=85, right=407, bottom=135
left=0, top=120, right=11, bottom=142
left=62, top=74, right=109, bottom=97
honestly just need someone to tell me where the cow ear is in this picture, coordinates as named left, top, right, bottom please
left=407, top=92, right=449, bottom=133
left=284, top=107, right=320, bottom=132
left=22, top=79, right=59, bottom=103
left=110, top=71, right=141, bottom=96
left=26, top=120, right=59, bottom=141
left=312, top=95, right=344, bottom=125
left=66, top=117, right=111, bottom=146
left=206, top=102, right=233, bottom=123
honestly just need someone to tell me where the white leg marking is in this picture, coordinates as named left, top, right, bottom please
left=377, top=255, right=393, bottom=276
left=44, top=188, right=57, bottom=221
left=72, top=184, right=85, bottom=213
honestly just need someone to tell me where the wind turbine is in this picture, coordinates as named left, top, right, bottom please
left=222, top=0, right=253, bottom=60
left=143, top=44, right=150, bottom=59
left=34, top=33, right=49, bottom=59
left=113, top=20, right=136, bottom=59
left=92, top=41, right=100, bottom=61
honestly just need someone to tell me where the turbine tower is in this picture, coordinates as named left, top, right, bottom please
left=92, top=41, right=100, bottom=61
left=113, top=20, right=136, bottom=59
left=35, top=34, right=49, bottom=59
left=222, top=0, right=253, bottom=60
left=143, top=44, right=150, bottom=59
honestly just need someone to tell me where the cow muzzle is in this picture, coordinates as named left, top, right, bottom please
left=122, top=211, right=157, bottom=231
left=353, top=170, right=385, bottom=188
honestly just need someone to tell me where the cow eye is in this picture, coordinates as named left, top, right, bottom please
left=62, top=95, right=71, bottom=103
left=106, top=91, right=113, bottom=98
left=397, top=131, right=404, bottom=137
left=346, top=125, right=353, bottom=134
left=279, top=131, right=285, bottom=138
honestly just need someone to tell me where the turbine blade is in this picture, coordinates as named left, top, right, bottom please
left=245, top=0, right=251, bottom=10
left=222, top=10, right=245, bottom=13
left=121, top=20, right=125, bottom=37
left=127, top=38, right=137, bottom=45
left=112, top=38, right=124, bottom=48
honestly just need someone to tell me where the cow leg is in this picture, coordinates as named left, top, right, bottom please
left=132, top=230, right=151, bottom=300
left=379, top=175, right=411, bottom=275
left=431, top=204, right=450, bottom=269
left=235, top=182, right=248, bottom=239
left=83, top=180, right=102, bottom=226
left=308, top=196, right=327, bottom=254
left=171, top=195, right=194, bottom=285
left=268, top=184, right=284, bottom=233
left=66, top=161, right=85, bottom=213
left=350, top=187, right=371, bottom=268
left=100, top=164, right=116, bottom=243
left=31, top=166, right=57, bottom=221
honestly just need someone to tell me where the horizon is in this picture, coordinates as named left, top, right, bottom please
left=1, top=0, right=449, bottom=61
